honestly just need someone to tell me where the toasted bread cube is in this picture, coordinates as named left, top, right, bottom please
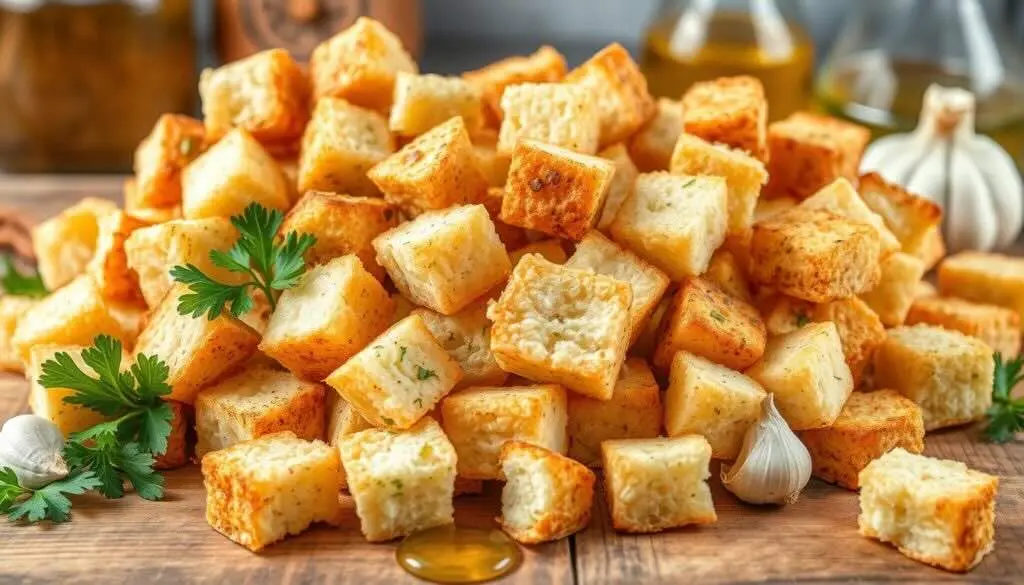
left=440, top=384, right=567, bottom=479
left=123, top=178, right=181, bottom=224
left=488, top=255, right=632, bottom=400
left=749, top=209, right=882, bottom=303
left=154, top=400, right=190, bottom=470
left=462, top=45, right=568, bottom=125
left=938, top=252, right=1024, bottom=330
left=340, top=418, right=456, bottom=541
left=27, top=344, right=118, bottom=435
left=746, top=322, right=853, bottom=430
left=670, top=133, right=768, bottom=234
left=666, top=352, right=767, bottom=459
left=754, top=196, right=798, bottom=223
left=704, top=249, right=752, bottom=304
left=203, top=432, right=342, bottom=552
left=630, top=295, right=670, bottom=360
left=601, top=436, right=716, bottom=533
left=298, top=97, right=394, bottom=198
left=195, top=366, right=326, bottom=457
left=325, top=315, right=463, bottom=430
left=798, top=178, right=901, bottom=256
left=32, top=197, right=117, bottom=290
left=858, top=172, right=944, bottom=268
left=567, top=358, right=661, bottom=467
left=906, top=296, right=1021, bottom=357
left=858, top=449, right=997, bottom=572
left=259, top=255, right=393, bottom=381
left=800, top=390, right=924, bottom=490
left=860, top=252, right=926, bottom=327
left=482, top=187, right=529, bottom=249
left=654, top=277, right=766, bottom=372
left=565, top=43, right=655, bottom=147
left=682, top=76, right=767, bottom=160
left=610, top=172, right=728, bottom=280
left=86, top=211, right=148, bottom=302
left=566, top=230, right=670, bottom=346
left=133, top=114, right=206, bottom=208
left=596, top=143, right=640, bottom=230
left=309, top=17, right=417, bottom=111
left=872, top=325, right=993, bottom=431
left=368, top=116, right=489, bottom=216
left=182, top=129, right=289, bottom=219
left=499, top=441, right=596, bottom=543
left=497, top=83, right=601, bottom=155
left=389, top=72, right=484, bottom=137
left=413, top=302, right=507, bottom=388
left=765, top=112, right=870, bottom=199
left=814, top=298, right=887, bottom=386
left=918, top=225, right=947, bottom=271
left=915, top=280, right=938, bottom=299
left=628, top=98, right=682, bottom=172
left=325, top=395, right=374, bottom=490
left=509, top=239, right=568, bottom=267
left=474, top=142, right=512, bottom=188
left=0, top=297, right=39, bottom=372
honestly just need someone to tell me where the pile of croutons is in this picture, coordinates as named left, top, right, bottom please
left=2, top=16, right=1019, bottom=574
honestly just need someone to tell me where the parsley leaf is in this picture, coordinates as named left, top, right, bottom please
left=795, top=312, right=811, bottom=328
left=0, top=255, right=47, bottom=298
left=1, top=468, right=101, bottom=524
left=416, top=366, right=438, bottom=381
left=984, top=353, right=1024, bottom=443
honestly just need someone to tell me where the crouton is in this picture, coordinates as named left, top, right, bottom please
left=601, top=436, right=716, bottom=533
left=123, top=178, right=181, bottom=224
left=497, top=83, right=601, bottom=155
left=27, top=344, right=119, bottom=435
left=628, top=98, right=682, bottom=172
left=703, top=249, right=752, bottom=303
left=596, top=143, right=640, bottom=230
left=325, top=395, right=373, bottom=490
left=154, top=400, right=190, bottom=470
left=488, top=254, right=632, bottom=400
left=499, top=441, right=596, bottom=543
left=798, top=178, right=901, bottom=255
left=440, top=384, right=567, bottom=479
left=813, top=298, right=887, bottom=386
left=203, top=432, right=342, bottom=552
left=309, top=17, right=417, bottom=111
left=746, top=322, right=853, bottom=430
left=872, top=325, right=993, bottom=431
left=482, top=187, right=529, bottom=249
left=860, top=252, right=926, bottom=327
left=938, top=252, right=1024, bottom=330
left=133, top=114, right=206, bottom=208
left=0, top=297, right=38, bottom=372
left=754, top=196, right=798, bottom=223
left=681, top=76, right=767, bottom=160
left=32, top=197, right=117, bottom=290
left=474, top=142, right=512, bottom=188
left=368, top=116, right=489, bottom=216
left=389, top=72, right=484, bottom=137
left=918, top=226, right=947, bottom=271
left=915, top=280, right=937, bottom=299
left=565, top=43, right=655, bottom=147
left=610, top=172, right=728, bottom=280
left=666, top=351, right=767, bottom=459
left=86, top=211, right=148, bottom=303
left=462, top=45, right=568, bottom=125
left=413, top=302, right=507, bottom=388
left=800, top=390, right=924, bottom=490
left=906, top=296, right=1021, bottom=357
left=858, top=172, right=944, bottom=268
left=858, top=448, right=997, bottom=572
left=629, top=295, right=670, bottom=360
left=765, top=112, right=870, bottom=199
left=339, top=417, right=457, bottom=542
left=509, top=239, right=568, bottom=267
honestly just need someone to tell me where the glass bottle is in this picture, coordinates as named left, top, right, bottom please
left=641, top=0, right=814, bottom=120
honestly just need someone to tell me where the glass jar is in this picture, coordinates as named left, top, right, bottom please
left=640, top=0, right=814, bottom=120
left=0, top=0, right=196, bottom=173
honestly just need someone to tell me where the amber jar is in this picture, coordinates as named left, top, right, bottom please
left=0, top=0, right=196, bottom=173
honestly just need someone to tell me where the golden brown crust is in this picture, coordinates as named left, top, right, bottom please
left=765, top=112, right=870, bottom=199
left=628, top=98, right=682, bottom=172
left=906, top=296, right=1021, bottom=357
left=462, top=45, right=568, bottom=126
left=682, top=75, right=767, bottom=161
left=133, top=114, right=207, bottom=209
left=565, top=43, right=655, bottom=147
left=154, top=400, right=191, bottom=470
left=87, top=211, right=149, bottom=304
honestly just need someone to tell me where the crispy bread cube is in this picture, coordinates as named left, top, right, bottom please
left=497, top=83, right=601, bottom=155
left=0, top=297, right=38, bottom=372
left=596, top=143, right=639, bottom=230
left=154, top=400, right=190, bottom=470
left=27, top=345, right=118, bottom=435
left=325, top=395, right=374, bottom=490
left=682, top=76, right=767, bottom=160
left=754, top=196, right=798, bottom=222
left=872, top=325, right=993, bottom=431
left=938, top=252, right=1024, bottom=330
left=488, top=255, right=632, bottom=400
left=704, top=249, right=752, bottom=304
left=653, top=277, right=766, bottom=372
left=133, top=114, right=206, bottom=208
left=474, top=142, right=512, bottom=188
left=509, top=239, right=568, bottom=267
left=86, top=211, right=148, bottom=302
left=325, top=315, right=463, bottom=430
left=798, top=178, right=901, bottom=255
left=610, top=172, right=728, bottom=280
left=917, top=226, right=947, bottom=271
left=858, top=172, right=944, bottom=268
left=565, top=43, right=655, bottom=147
left=800, top=390, right=924, bottom=490
left=906, top=296, right=1021, bottom=357
left=567, top=358, right=661, bottom=467
left=32, top=197, right=117, bottom=290
left=123, top=178, right=181, bottom=224
left=260, top=255, right=393, bottom=381
left=601, top=436, right=716, bottom=533
left=858, top=449, right=997, bottom=572
left=182, top=129, right=289, bottom=219
left=630, top=295, right=670, bottom=360
left=298, top=97, right=394, bottom=198
left=309, top=17, right=417, bottom=111
left=628, top=98, right=682, bottom=172
left=389, top=72, right=484, bottom=137
left=566, top=230, right=670, bottom=346
left=203, top=432, right=342, bottom=552
left=749, top=209, right=882, bottom=303
left=499, top=441, right=596, bottom=543
left=340, top=418, right=457, bottom=541
left=368, top=116, right=489, bottom=216
left=666, top=352, right=767, bottom=459
left=195, top=366, right=326, bottom=456
left=483, top=187, right=529, bottom=249
left=746, top=322, right=853, bottom=430
left=915, top=280, right=938, bottom=299
left=765, top=112, right=870, bottom=199
left=440, top=384, right=567, bottom=479
left=374, top=204, right=510, bottom=314
left=814, top=298, right=887, bottom=386
left=859, top=252, right=926, bottom=327
left=413, top=302, right=507, bottom=388
left=462, top=45, right=567, bottom=125
left=670, top=133, right=768, bottom=234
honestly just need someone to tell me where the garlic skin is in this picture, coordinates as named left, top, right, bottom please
left=0, top=415, right=69, bottom=489
left=721, top=394, right=811, bottom=505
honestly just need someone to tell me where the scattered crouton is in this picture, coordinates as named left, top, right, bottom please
left=325, top=395, right=373, bottom=490
left=462, top=45, right=568, bottom=125
left=703, top=249, right=752, bottom=304
left=859, top=252, right=926, bottom=327
left=765, top=112, right=870, bottom=199
left=389, top=72, right=484, bottom=136
left=798, top=178, right=901, bottom=256
left=682, top=76, right=767, bottom=161
left=938, top=252, right=1024, bottom=330
left=133, top=114, right=206, bottom=208
left=906, top=296, right=1021, bottom=357
left=86, top=211, right=148, bottom=303
left=32, top=197, right=117, bottom=291
left=565, top=42, right=655, bottom=147
left=413, top=302, right=507, bottom=388
left=858, top=172, right=944, bottom=269
left=596, top=143, right=640, bottom=230
left=628, top=98, right=682, bottom=172
left=474, top=142, right=512, bottom=188
left=497, top=83, right=601, bottom=155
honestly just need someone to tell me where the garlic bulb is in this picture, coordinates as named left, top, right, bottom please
left=861, top=84, right=1023, bottom=253
left=0, top=415, right=68, bottom=489
left=721, top=394, right=811, bottom=505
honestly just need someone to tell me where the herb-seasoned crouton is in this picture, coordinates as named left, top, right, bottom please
left=462, top=45, right=567, bottom=125
left=629, top=295, right=671, bottom=360
left=32, top=197, right=117, bottom=291
left=938, top=252, right=1024, bottom=330
left=596, top=143, right=640, bottom=230
left=413, top=302, right=507, bottom=389
left=133, top=114, right=206, bottom=208
left=86, top=211, right=148, bottom=303
left=389, top=72, right=484, bottom=137
left=0, top=297, right=38, bottom=372
left=798, top=178, right=901, bottom=256
left=497, top=83, right=601, bottom=155
left=509, top=239, right=568, bottom=267
left=565, top=42, right=655, bottom=147
left=813, top=298, right=887, bottom=386
left=906, top=296, right=1021, bottom=357
left=682, top=75, right=767, bottom=161
left=858, top=172, right=944, bottom=268
left=703, top=249, right=752, bottom=303
left=765, top=112, right=870, bottom=199
left=859, top=252, right=926, bottom=327
left=27, top=344, right=119, bottom=435
left=325, top=395, right=373, bottom=490
left=628, top=98, right=682, bottom=172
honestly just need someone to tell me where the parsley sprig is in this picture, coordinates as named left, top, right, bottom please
left=0, top=468, right=101, bottom=523
left=170, top=203, right=316, bottom=320
left=0, top=254, right=48, bottom=298
left=984, top=353, right=1024, bottom=443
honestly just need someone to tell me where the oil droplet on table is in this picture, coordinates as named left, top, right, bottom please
left=396, top=524, right=522, bottom=584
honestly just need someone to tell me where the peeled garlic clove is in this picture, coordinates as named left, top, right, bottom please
left=0, top=414, right=69, bottom=489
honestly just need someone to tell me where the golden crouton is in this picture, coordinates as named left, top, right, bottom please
left=915, top=280, right=938, bottom=299
left=629, top=295, right=671, bottom=360
left=86, top=211, right=148, bottom=303
left=368, top=116, right=489, bottom=216
left=596, top=143, right=640, bottom=230
left=497, top=83, right=601, bottom=155
left=906, top=296, right=1021, bottom=357
left=309, top=17, right=417, bottom=111
left=800, top=390, right=924, bottom=490
left=488, top=255, right=632, bottom=400
left=858, top=172, right=944, bottom=268
left=610, top=172, right=728, bottom=281
left=203, top=432, right=342, bottom=552
left=123, top=178, right=181, bottom=224
left=859, top=252, right=926, bottom=327
left=814, top=298, right=887, bottom=386
left=858, top=449, right=997, bottom=572
left=499, top=441, right=596, bottom=544
left=682, top=76, right=767, bottom=161
left=798, top=178, right=901, bottom=255
left=462, top=45, right=568, bottom=125
left=133, top=114, right=206, bottom=208
left=154, top=400, right=190, bottom=470
left=565, top=42, right=655, bottom=147
left=938, top=251, right=1024, bottom=330
left=389, top=72, right=484, bottom=137
left=765, top=112, right=870, bottom=199
left=482, top=187, right=529, bottom=249
left=325, top=395, right=373, bottom=490
left=32, top=197, right=117, bottom=291
left=601, top=436, right=716, bottom=533
left=703, top=249, right=752, bottom=304
left=509, top=239, right=568, bottom=267
left=413, top=302, right=507, bottom=389
left=0, top=297, right=38, bottom=372
left=27, top=344, right=118, bottom=435
left=628, top=98, right=682, bottom=172
left=440, top=384, right=568, bottom=479
left=872, top=325, right=993, bottom=431
left=474, top=142, right=512, bottom=188
left=754, top=196, right=798, bottom=223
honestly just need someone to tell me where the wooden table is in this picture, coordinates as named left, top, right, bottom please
left=1, top=177, right=1022, bottom=584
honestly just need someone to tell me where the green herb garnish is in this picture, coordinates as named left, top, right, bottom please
left=1, top=255, right=47, bottom=298
left=416, top=366, right=437, bottom=381
left=0, top=468, right=101, bottom=523
left=984, top=353, right=1024, bottom=443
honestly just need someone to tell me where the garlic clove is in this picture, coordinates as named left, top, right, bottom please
left=945, top=146, right=997, bottom=253
left=0, top=414, right=69, bottom=489
left=966, top=135, right=1024, bottom=248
